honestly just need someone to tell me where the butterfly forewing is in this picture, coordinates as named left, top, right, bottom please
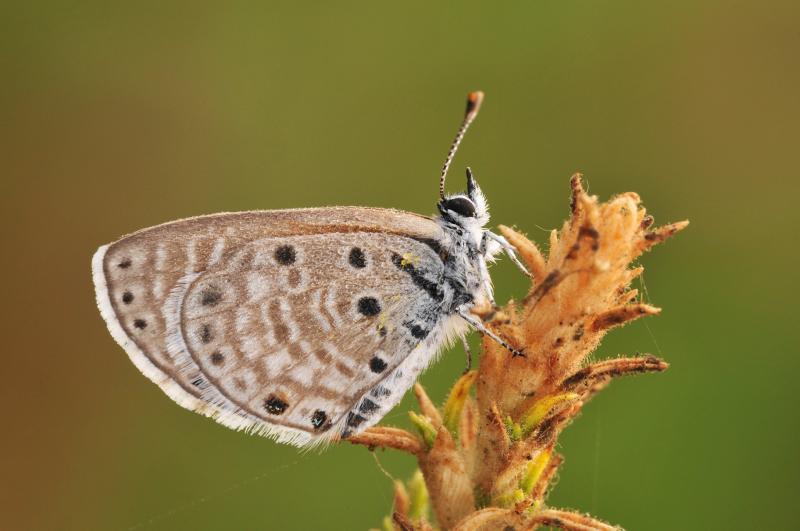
left=93, top=207, right=449, bottom=445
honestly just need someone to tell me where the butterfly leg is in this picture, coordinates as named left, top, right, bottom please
left=484, top=231, right=531, bottom=277
left=457, top=309, right=525, bottom=357
left=461, top=335, right=473, bottom=373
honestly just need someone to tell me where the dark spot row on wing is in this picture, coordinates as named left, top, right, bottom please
left=114, top=242, right=432, bottom=340
left=265, top=395, right=332, bottom=432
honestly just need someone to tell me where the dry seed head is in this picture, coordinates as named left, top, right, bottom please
left=356, top=176, right=686, bottom=531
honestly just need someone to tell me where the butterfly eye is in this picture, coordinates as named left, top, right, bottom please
left=442, top=197, right=477, bottom=218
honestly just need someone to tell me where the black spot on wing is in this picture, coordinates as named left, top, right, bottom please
left=359, top=399, right=380, bottom=415
left=210, top=351, right=224, bottom=366
left=274, top=245, right=296, bottom=265
left=117, top=258, right=131, bottom=269
left=348, top=247, right=367, bottom=268
left=264, top=394, right=289, bottom=415
left=391, top=253, right=444, bottom=302
left=311, top=410, right=330, bottom=431
left=122, top=291, right=134, bottom=304
left=358, top=297, right=381, bottom=317
left=133, top=318, right=147, bottom=329
left=371, top=386, right=391, bottom=398
left=201, top=287, right=222, bottom=306
left=369, top=356, right=387, bottom=373
left=346, top=412, right=367, bottom=428
left=405, top=322, right=429, bottom=339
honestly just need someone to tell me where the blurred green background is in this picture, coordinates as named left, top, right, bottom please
left=2, top=2, right=798, bottom=530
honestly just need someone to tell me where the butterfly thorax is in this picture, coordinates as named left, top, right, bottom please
left=436, top=219, right=493, bottom=316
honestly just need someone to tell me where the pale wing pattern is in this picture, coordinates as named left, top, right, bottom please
left=178, top=232, right=447, bottom=445
left=92, top=207, right=445, bottom=445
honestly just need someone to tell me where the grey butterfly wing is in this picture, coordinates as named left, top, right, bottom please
left=92, top=207, right=449, bottom=446
left=178, top=232, right=448, bottom=445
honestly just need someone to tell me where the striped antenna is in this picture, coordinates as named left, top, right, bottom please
left=439, top=91, right=484, bottom=200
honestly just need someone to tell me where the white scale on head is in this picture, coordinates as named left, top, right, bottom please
left=92, top=92, right=529, bottom=447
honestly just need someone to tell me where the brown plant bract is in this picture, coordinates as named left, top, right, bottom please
left=352, top=175, right=688, bottom=530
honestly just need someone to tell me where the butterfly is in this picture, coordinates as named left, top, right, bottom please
left=92, top=91, right=529, bottom=447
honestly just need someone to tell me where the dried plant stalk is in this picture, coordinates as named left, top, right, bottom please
left=357, top=176, right=687, bottom=530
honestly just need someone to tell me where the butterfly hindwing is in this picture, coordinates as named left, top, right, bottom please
left=93, top=207, right=451, bottom=446
left=178, top=232, right=447, bottom=444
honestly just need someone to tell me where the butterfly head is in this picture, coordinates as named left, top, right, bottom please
left=437, top=168, right=490, bottom=233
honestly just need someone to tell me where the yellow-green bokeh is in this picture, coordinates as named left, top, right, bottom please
left=2, top=2, right=798, bottom=530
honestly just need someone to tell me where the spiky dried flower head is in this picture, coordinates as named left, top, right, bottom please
left=356, top=175, right=688, bottom=531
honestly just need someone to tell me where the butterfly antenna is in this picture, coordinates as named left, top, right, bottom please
left=439, top=91, right=484, bottom=200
